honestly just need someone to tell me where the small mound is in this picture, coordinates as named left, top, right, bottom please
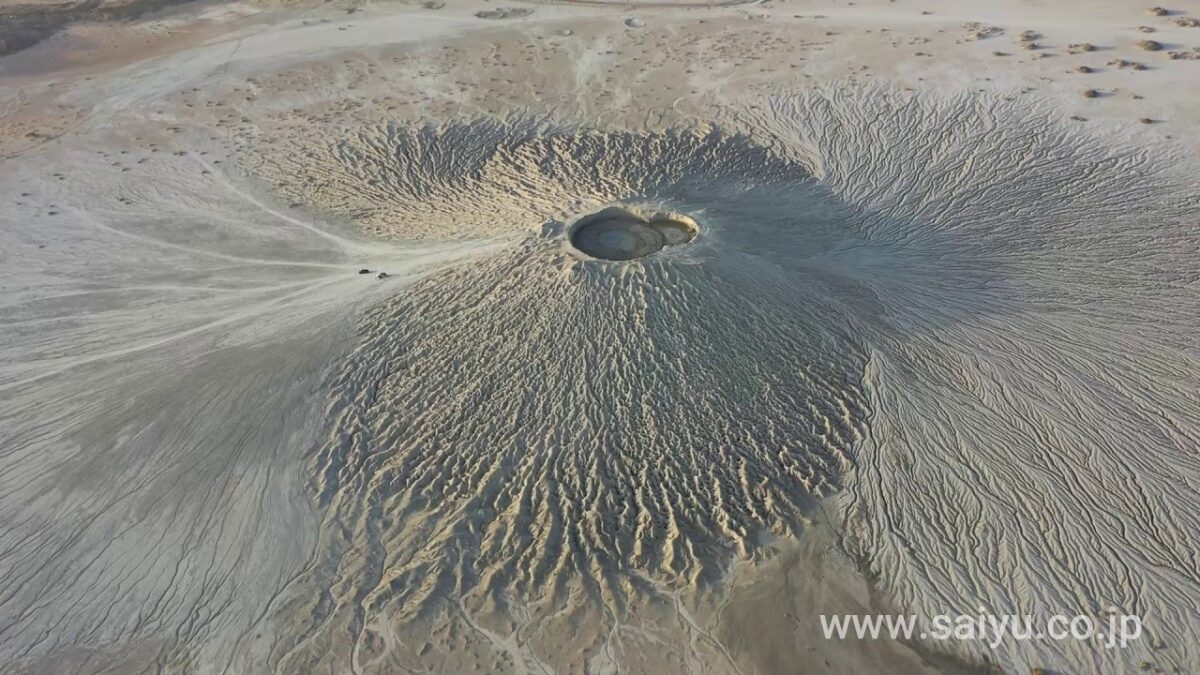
left=568, top=206, right=698, bottom=260
left=474, top=6, right=533, bottom=19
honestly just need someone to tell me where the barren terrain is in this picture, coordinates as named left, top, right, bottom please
left=1, top=1, right=1198, bottom=673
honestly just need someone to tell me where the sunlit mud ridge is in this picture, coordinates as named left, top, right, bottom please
left=253, top=121, right=808, bottom=241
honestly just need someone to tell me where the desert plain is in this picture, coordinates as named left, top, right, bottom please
left=1, top=0, right=1198, bottom=673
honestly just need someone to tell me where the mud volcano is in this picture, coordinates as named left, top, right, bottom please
left=5, top=80, right=1200, bottom=675
left=568, top=206, right=699, bottom=260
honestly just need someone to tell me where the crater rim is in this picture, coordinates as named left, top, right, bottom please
left=567, top=205, right=700, bottom=261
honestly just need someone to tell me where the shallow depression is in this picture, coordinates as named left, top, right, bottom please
left=569, top=206, right=699, bottom=260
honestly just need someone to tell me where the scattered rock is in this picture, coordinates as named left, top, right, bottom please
left=376, top=272, right=390, bottom=279
left=1083, top=88, right=1101, bottom=98
left=1139, top=117, right=1155, bottom=124
left=1109, top=58, right=1147, bottom=69
left=1137, top=25, right=1157, bottom=33
left=1136, top=39, right=1163, bottom=51
left=1172, top=16, right=1200, bottom=27
left=1068, top=42, right=1096, bottom=53
left=964, top=22, right=1003, bottom=40
left=1018, top=30, right=1040, bottom=42
left=474, top=7, right=533, bottom=20
left=1146, top=6, right=1169, bottom=16
left=1076, top=65, right=1094, bottom=73
left=358, top=269, right=371, bottom=274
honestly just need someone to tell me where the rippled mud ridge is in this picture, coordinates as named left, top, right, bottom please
left=2, top=91, right=1198, bottom=674
left=278, top=121, right=874, bottom=671
left=261, top=105, right=1197, bottom=673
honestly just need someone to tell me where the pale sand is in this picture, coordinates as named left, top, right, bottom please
left=1, top=1, right=1198, bottom=674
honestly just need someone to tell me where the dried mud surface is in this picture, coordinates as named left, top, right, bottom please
left=2, top=3, right=1199, bottom=674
